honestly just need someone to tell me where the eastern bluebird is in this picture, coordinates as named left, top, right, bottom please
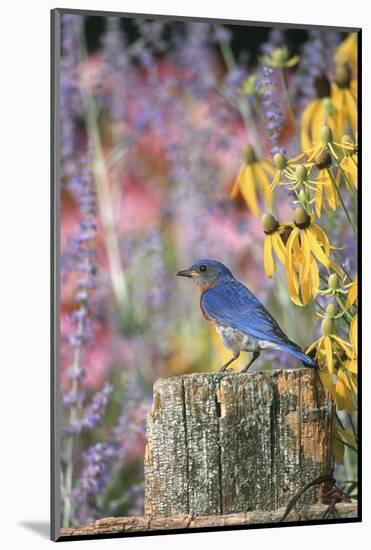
left=176, top=259, right=315, bottom=372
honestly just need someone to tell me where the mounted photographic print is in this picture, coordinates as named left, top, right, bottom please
left=51, top=8, right=361, bottom=541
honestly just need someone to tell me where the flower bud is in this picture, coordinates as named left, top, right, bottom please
left=271, top=47, right=289, bottom=66
left=320, top=126, right=333, bottom=145
left=261, top=213, right=279, bottom=234
left=243, top=144, right=257, bottom=165
left=321, top=317, right=334, bottom=336
left=326, top=303, right=337, bottom=318
left=328, top=273, right=340, bottom=290
left=274, top=153, right=287, bottom=171
left=295, top=165, right=307, bottom=182
left=293, top=206, right=311, bottom=229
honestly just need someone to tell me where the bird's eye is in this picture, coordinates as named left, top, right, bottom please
left=199, top=265, right=207, bottom=272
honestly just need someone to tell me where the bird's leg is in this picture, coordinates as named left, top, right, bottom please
left=240, top=351, right=260, bottom=373
left=219, top=352, right=240, bottom=372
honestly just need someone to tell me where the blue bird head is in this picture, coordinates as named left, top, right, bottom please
left=176, top=259, right=234, bottom=291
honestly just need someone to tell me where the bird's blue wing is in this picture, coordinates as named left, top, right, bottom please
left=201, top=281, right=293, bottom=348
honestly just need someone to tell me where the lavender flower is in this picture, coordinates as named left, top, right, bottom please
left=60, top=14, right=84, bottom=177
left=67, top=383, right=114, bottom=433
left=71, top=441, right=120, bottom=525
left=101, top=17, right=129, bottom=122
left=258, top=66, right=285, bottom=156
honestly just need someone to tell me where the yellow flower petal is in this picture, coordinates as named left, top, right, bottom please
left=346, top=275, right=358, bottom=308
left=306, top=227, right=331, bottom=267
left=240, top=165, right=260, bottom=216
left=264, top=236, right=275, bottom=278
left=299, top=229, right=311, bottom=283
left=336, top=370, right=356, bottom=412
left=323, top=335, right=334, bottom=374
left=230, top=165, right=244, bottom=198
left=272, top=232, right=287, bottom=264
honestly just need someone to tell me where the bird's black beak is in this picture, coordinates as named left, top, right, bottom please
left=176, top=268, right=195, bottom=278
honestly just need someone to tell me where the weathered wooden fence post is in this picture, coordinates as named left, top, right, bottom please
left=144, top=369, right=334, bottom=517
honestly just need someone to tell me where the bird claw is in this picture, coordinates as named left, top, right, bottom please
left=219, top=366, right=234, bottom=373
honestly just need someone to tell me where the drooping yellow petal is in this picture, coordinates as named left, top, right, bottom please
left=240, top=165, right=260, bottom=216
left=323, top=168, right=339, bottom=211
left=332, top=335, right=353, bottom=358
left=272, top=232, right=287, bottom=264
left=230, top=165, right=244, bottom=198
left=310, top=224, right=331, bottom=255
left=301, top=99, right=321, bottom=151
left=253, top=163, right=273, bottom=209
left=299, top=229, right=311, bottom=283
left=306, top=227, right=331, bottom=267
left=309, top=260, right=319, bottom=299
left=345, top=359, right=357, bottom=375
left=319, top=368, right=336, bottom=398
left=323, top=335, right=334, bottom=374
left=346, top=275, right=358, bottom=308
left=285, top=228, right=303, bottom=305
left=315, top=174, right=323, bottom=217
left=349, top=315, right=357, bottom=357
left=264, top=236, right=275, bottom=278
left=344, top=88, right=357, bottom=130
left=335, top=370, right=356, bottom=412
left=301, top=271, right=312, bottom=305
left=260, top=159, right=276, bottom=178
left=335, top=33, right=358, bottom=70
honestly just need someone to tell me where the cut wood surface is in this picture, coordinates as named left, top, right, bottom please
left=61, top=502, right=358, bottom=537
left=144, top=370, right=335, bottom=516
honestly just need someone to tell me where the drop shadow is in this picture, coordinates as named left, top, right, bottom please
left=19, top=521, right=50, bottom=539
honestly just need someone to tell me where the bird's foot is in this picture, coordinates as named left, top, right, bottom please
left=219, top=365, right=234, bottom=373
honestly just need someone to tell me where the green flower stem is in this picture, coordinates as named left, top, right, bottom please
left=279, top=68, right=296, bottom=131
left=328, top=169, right=357, bottom=234
left=81, top=43, right=128, bottom=312
left=335, top=294, right=353, bottom=322
left=62, top=308, right=85, bottom=527
left=215, top=26, right=261, bottom=154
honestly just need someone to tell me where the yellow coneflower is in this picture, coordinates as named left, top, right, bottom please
left=336, top=134, right=358, bottom=190
left=261, top=213, right=288, bottom=278
left=269, top=152, right=305, bottom=191
left=300, top=75, right=340, bottom=151
left=305, top=125, right=351, bottom=163
left=335, top=33, right=358, bottom=73
left=306, top=306, right=355, bottom=412
left=284, top=164, right=320, bottom=193
left=346, top=274, right=358, bottom=308
left=231, top=145, right=275, bottom=216
left=284, top=208, right=339, bottom=306
left=331, top=64, right=357, bottom=133
left=319, top=273, right=349, bottom=298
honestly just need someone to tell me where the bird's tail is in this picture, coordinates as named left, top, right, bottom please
left=279, top=342, right=316, bottom=368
